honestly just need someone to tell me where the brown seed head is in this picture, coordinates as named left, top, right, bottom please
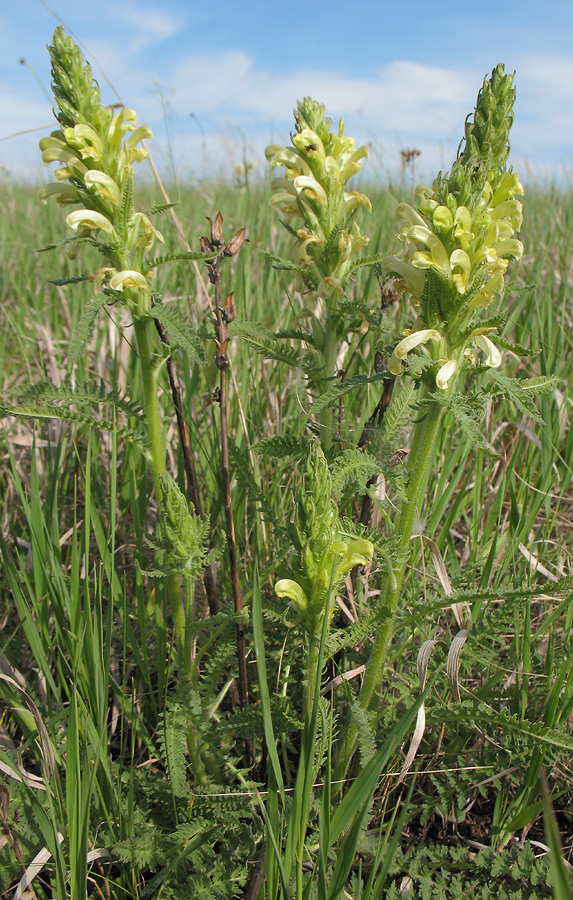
left=223, top=291, right=237, bottom=323
left=224, top=227, right=248, bottom=257
left=208, top=212, right=224, bottom=247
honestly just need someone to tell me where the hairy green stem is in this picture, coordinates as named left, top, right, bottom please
left=317, top=317, right=340, bottom=448
left=132, top=317, right=186, bottom=654
left=334, top=391, right=445, bottom=782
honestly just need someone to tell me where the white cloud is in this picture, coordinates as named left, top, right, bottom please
left=119, top=5, right=180, bottom=47
left=3, top=31, right=573, bottom=182
left=168, top=55, right=479, bottom=144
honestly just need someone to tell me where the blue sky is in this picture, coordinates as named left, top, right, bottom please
left=2, top=0, right=573, bottom=182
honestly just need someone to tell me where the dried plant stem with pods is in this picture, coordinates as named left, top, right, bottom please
left=202, top=213, right=249, bottom=711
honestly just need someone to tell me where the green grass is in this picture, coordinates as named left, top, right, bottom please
left=1, top=173, right=573, bottom=899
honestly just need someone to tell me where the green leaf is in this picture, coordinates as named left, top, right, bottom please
left=485, top=370, right=552, bottom=423
left=0, top=402, right=147, bottom=447
left=145, top=201, right=177, bottom=216
left=308, top=372, right=390, bottom=414
left=380, top=382, right=415, bottom=444
left=346, top=252, right=393, bottom=275
left=331, top=447, right=382, bottom=496
left=543, top=778, right=573, bottom=900
left=48, top=274, right=90, bottom=286
left=233, top=320, right=319, bottom=372
left=147, top=249, right=218, bottom=268
left=149, top=303, right=207, bottom=362
left=445, top=392, right=493, bottom=453
left=68, top=292, right=109, bottom=363
left=254, top=434, right=307, bottom=459
left=260, top=250, right=315, bottom=280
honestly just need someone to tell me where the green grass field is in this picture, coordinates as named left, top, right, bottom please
left=1, top=155, right=573, bottom=899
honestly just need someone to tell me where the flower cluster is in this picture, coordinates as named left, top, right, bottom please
left=39, top=27, right=162, bottom=311
left=275, top=441, right=373, bottom=634
left=383, top=65, right=523, bottom=390
left=265, top=97, right=371, bottom=299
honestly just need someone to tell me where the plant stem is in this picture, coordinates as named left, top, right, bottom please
left=208, top=240, right=250, bottom=716
left=334, top=390, right=445, bottom=782
left=318, top=317, right=340, bottom=449
left=132, top=316, right=186, bottom=654
left=153, top=316, right=219, bottom=616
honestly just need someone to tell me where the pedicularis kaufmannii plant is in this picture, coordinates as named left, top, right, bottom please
left=266, top=69, right=558, bottom=785
left=38, top=28, right=215, bottom=690
left=276, top=441, right=373, bottom=712
left=265, top=99, right=374, bottom=446
left=332, top=65, right=558, bottom=779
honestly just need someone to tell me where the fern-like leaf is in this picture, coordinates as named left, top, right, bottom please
left=149, top=303, right=206, bottom=363
left=331, top=447, right=382, bottom=496
left=345, top=252, right=393, bottom=276
left=380, top=382, right=415, bottom=444
left=145, top=201, right=177, bottom=216
left=68, top=292, right=110, bottom=363
left=254, top=434, right=308, bottom=460
left=260, top=250, right=315, bottom=282
left=13, top=379, right=143, bottom=418
left=48, top=274, right=90, bottom=286
left=485, top=371, right=552, bottom=424
left=308, top=372, right=389, bottom=414
left=0, top=402, right=147, bottom=446
left=158, top=702, right=190, bottom=799
left=443, top=392, right=492, bottom=453
left=147, top=249, right=218, bottom=268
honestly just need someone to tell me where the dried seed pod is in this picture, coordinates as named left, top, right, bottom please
left=224, top=227, right=247, bottom=257
left=223, top=292, right=237, bottom=323
left=208, top=212, right=224, bottom=246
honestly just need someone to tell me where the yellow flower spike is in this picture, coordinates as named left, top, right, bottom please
left=293, top=175, right=329, bottom=207
left=449, top=248, right=472, bottom=293
left=40, top=142, right=79, bottom=167
left=275, top=578, right=309, bottom=617
left=124, top=125, right=153, bottom=153
left=54, top=158, right=89, bottom=182
left=84, top=170, right=122, bottom=206
left=108, top=107, right=138, bottom=146
left=491, top=172, right=524, bottom=207
left=381, top=257, right=425, bottom=299
left=128, top=212, right=165, bottom=250
left=389, top=327, right=442, bottom=374
left=39, top=183, right=78, bottom=205
left=407, top=226, right=451, bottom=275
left=436, top=359, right=458, bottom=389
left=63, top=124, right=104, bottom=162
left=344, top=191, right=372, bottom=213
left=292, top=128, right=326, bottom=157
left=453, top=206, right=473, bottom=249
left=269, top=190, right=300, bottom=217
left=333, top=538, right=374, bottom=576
left=433, top=205, right=454, bottom=232
left=396, top=203, right=427, bottom=231
left=90, top=267, right=115, bottom=292
left=109, top=270, right=149, bottom=291
left=454, top=206, right=472, bottom=232
left=473, top=334, right=502, bottom=367
left=492, top=238, right=524, bottom=260
left=486, top=197, right=523, bottom=229
left=66, top=209, right=116, bottom=235
left=39, top=134, right=68, bottom=158
left=337, top=145, right=369, bottom=181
